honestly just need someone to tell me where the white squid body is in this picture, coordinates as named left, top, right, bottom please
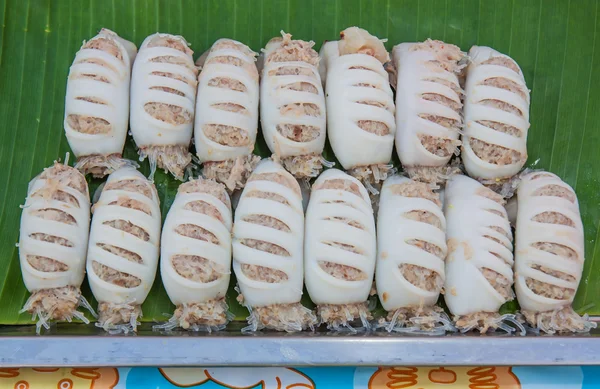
left=376, top=176, right=446, bottom=312
left=317, top=41, right=338, bottom=88
left=304, top=169, right=376, bottom=305
left=233, top=160, right=304, bottom=308
left=86, top=168, right=161, bottom=314
left=320, top=42, right=395, bottom=170
left=195, top=39, right=259, bottom=163
left=161, top=180, right=232, bottom=308
left=515, top=172, right=584, bottom=313
left=19, top=163, right=90, bottom=297
left=463, top=46, right=530, bottom=180
left=443, top=175, right=514, bottom=317
left=260, top=35, right=326, bottom=165
left=64, top=29, right=136, bottom=161
left=130, top=33, right=197, bottom=175
left=392, top=42, right=462, bottom=174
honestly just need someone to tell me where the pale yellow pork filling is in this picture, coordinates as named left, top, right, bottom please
left=104, top=177, right=152, bottom=198
left=522, top=307, right=596, bottom=334
left=347, top=164, right=394, bottom=189
left=22, top=286, right=82, bottom=323
left=97, top=301, right=142, bottom=333
left=389, top=181, right=442, bottom=205
left=400, top=264, right=443, bottom=292
left=266, top=33, right=319, bottom=66
left=169, top=299, right=231, bottom=330
left=317, top=302, right=373, bottom=330
left=278, top=154, right=325, bottom=179
left=410, top=39, right=465, bottom=73
left=75, top=154, right=137, bottom=178
left=403, top=165, right=461, bottom=187
left=381, top=305, right=452, bottom=332
left=319, top=261, right=367, bottom=281
left=179, top=178, right=230, bottom=204
left=243, top=303, right=317, bottom=332
left=139, top=145, right=192, bottom=181
left=202, top=155, right=261, bottom=192
left=455, top=312, right=507, bottom=333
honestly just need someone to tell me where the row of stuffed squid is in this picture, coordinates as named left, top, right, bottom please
left=18, top=157, right=594, bottom=335
left=22, top=26, right=589, bottom=336
left=63, top=26, right=529, bottom=194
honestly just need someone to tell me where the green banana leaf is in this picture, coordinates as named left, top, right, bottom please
left=0, top=0, right=598, bottom=324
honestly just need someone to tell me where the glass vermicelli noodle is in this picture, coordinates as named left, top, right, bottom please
left=260, top=32, right=328, bottom=180
left=64, top=29, right=137, bottom=177
left=157, top=178, right=233, bottom=331
left=392, top=40, right=465, bottom=186
left=233, top=159, right=316, bottom=332
left=515, top=171, right=596, bottom=334
left=195, top=39, right=261, bottom=191
left=375, top=176, right=453, bottom=334
left=305, top=169, right=376, bottom=330
left=130, top=33, right=198, bottom=180
left=320, top=27, right=395, bottom=192
left=18, top=160, right=93, bottom=334
left=443, top=174, right=524, bottom=334
left=86, top=167, right=161, bottom=333
left=462, top=46, right=530, bottom=187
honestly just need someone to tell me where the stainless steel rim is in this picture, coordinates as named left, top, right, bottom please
left=1, top=324, right=599, bottom=367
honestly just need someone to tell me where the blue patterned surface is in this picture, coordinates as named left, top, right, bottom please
left=1, top=366, right=599, bottom=388
left=110, top=366, right=600, bottom=389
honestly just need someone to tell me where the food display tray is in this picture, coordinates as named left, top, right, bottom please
left=1, top=321, right=599, bottom=367
left=2, top=0, right=600, bottom=370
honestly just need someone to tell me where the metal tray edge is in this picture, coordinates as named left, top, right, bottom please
left=1, top=325, right=599, bottom=367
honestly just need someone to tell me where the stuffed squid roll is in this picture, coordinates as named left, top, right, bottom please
left=86, top=168, right=161, bottom=333
left=321, top=27, right=395, bottom=192
left=515, top=171, right=596, bottom=334
left=260, top=32, right=328, bottom=179
left=305, top=169, right=376, bottom=330
left=130, top=33, right=198, bottom=180
left=19, top=160, right=93, bottom=333
left=195, top=39, right=260, bottom=191
left=392, top=40, right=464, bottom=186
left=443, top=175, right=524, bottom=334
left=462, top=46, right=529, bottom=187
left=64, top=29, right=137, bottom=177
left=233, top=159, right=316, bottom=332
left=158, top=178, right=233, bottom=331
left=376, top=175, right=452, bottom=334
